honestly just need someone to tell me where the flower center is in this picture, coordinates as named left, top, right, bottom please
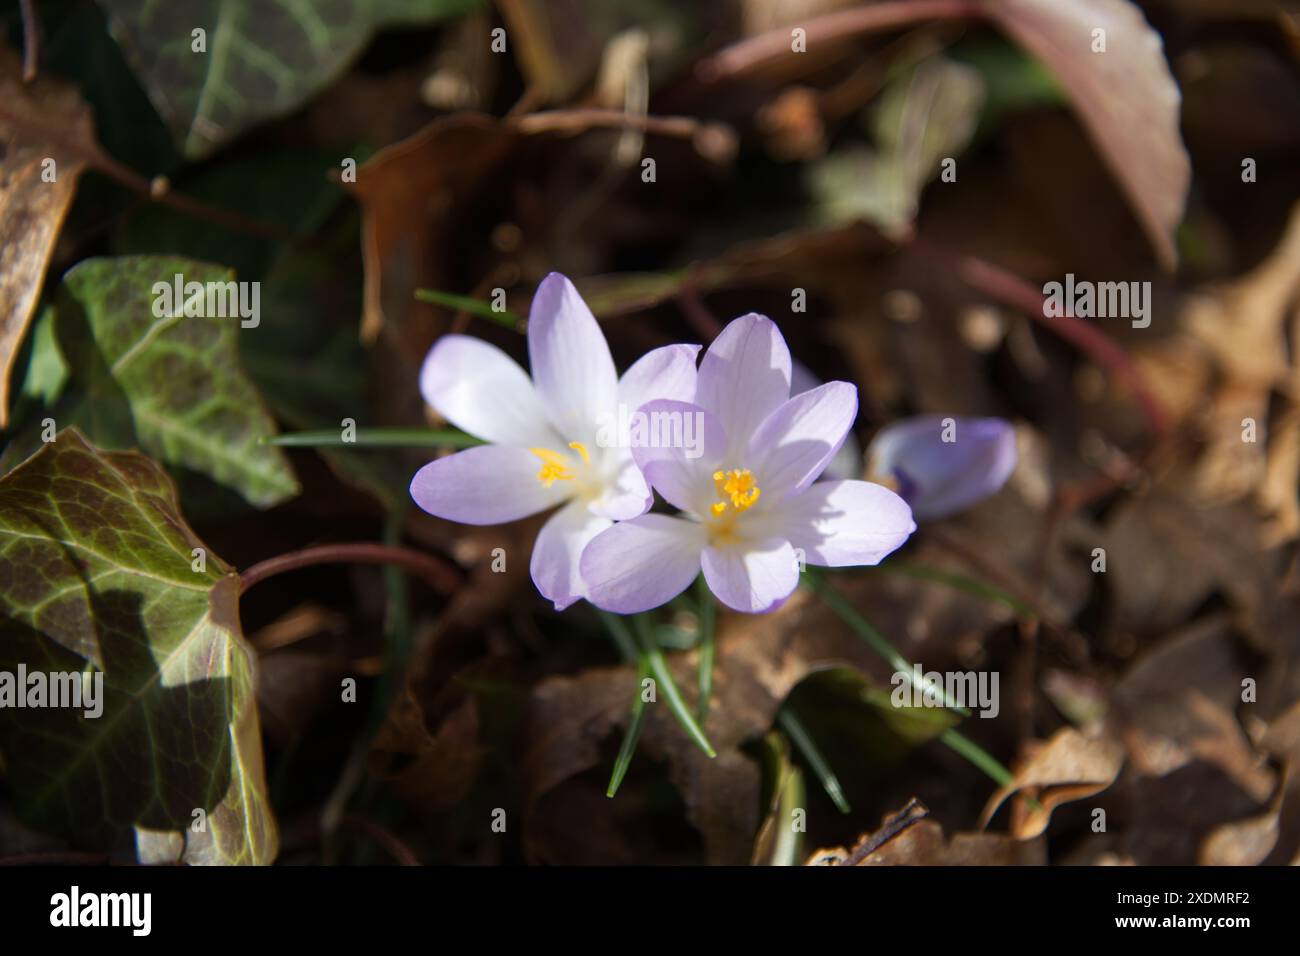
left=711, top=468, right=761, bottom=517
left=531, top=441, right=591, bottom=488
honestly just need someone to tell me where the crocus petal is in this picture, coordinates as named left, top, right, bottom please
left=747, top=381, right=858, bottom=499
left=420, top=335, right=557, bottom=447
left=701, top=538, right=800, bottom=613
left=629, top=400, right=726, bottom=515
left=617, top=344, right=701, bottom=414
left=410, top=445, right=568, bottom=525
left=696, top=313, right=791, bottom=460
left=791, top=360, right=861, bottom=481
left=527, top=273, right=619, bottom=445
left=582, top=514, right=705, bottom=614
left=589, top=459, right=652, bottom=521
left=867, top=415, right=1017, bottom=520
left=758, top=480, right=915, bottom=567
left=530, top=500, right=613, bottom=611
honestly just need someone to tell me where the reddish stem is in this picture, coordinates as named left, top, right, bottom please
left=239, top=543, right=461, bottom=595
left=697, top=0, right=986, bottom=80
left=912, top=238, right=1169, bottom=437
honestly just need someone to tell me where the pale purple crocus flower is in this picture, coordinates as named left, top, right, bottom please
left=791, top=360, right=860, bottom=481
left=410, top=273, right=699, bottom=610
left=866, top=415, right=1017, bottom=520
left=580, top=314, right=916, bottom=615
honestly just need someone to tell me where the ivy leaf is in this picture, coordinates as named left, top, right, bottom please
left=0, top=429, right=276, bottom=865
left=53, top=255, right=299, bottom=509
left=98, top=0, right=481, bottom=158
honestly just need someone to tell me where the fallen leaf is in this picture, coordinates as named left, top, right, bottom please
left=983, top=0, right=1191, bottom=268
left=0, top=48, right=94, bottom=427
left=809, top=818, right=1046, bottom=865
left=980, top=726, right=1124, bottom=838
left=345, top=114, right=518, bottom=342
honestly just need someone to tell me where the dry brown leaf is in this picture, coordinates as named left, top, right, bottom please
left=809, top=819, right=1047, bottom=865
left=0, top=49, right=95, bottom=426
left=369, top=689, right=483, bottom=814
left=1112, top=615, right=1274, bottom=801
left=345, top=114, right=518, bottom=343
left=985, top=0, right=1190, bottom=269
left=980, top=727, right=1124, bottom=838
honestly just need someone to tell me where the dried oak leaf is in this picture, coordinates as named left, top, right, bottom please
left=0, top=48, right=94, bottom=427
left=980, top=727, right=1124, bottom=839
left=345, top=114, right=518, bottom=343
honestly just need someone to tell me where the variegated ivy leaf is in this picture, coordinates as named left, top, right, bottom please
left=98, top=0, right=481, bottom=158
left=0, top=430, right=276, bottom=864
left=54, top=256, right=298, bottom=509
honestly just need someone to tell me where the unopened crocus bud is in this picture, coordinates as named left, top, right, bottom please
left=867, top=415, right=1016, bottom=520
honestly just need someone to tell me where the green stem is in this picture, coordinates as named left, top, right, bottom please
left=938, top=728, right=1014, bottom=788
left=263, top=427, right=483, bottom=448
left=415, top=288, right=522, bottom=330
left=875, top=563, right=1037, bottom=621
left=603, top=616, right=717, bottom=759
left=778, top=708, right=851, bottom=814
left=696, top=576, right=716, bottom=723
left=805, top=571, right=969, bottom=717
left=804, top=569, right=1021, bottom=788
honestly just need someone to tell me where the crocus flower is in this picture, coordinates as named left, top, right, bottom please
left=791, top=360, right=860, bottom=481
left=410, top=273, right=699, bottom=610
left=580, top=314, right=915, bottom=614
left=866, top=415, right=1016, bottom=520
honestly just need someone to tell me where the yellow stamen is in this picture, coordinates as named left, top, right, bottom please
left=710, top=468, right=761, bottom=516
left=568, top=441, right=591, bottom=464
left=530, top=447, right=575, bottom=488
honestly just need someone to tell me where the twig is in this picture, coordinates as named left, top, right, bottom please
left=338, top=814, right=421, bottom=866
left=19, top=0, right=40, bottom=82
left=677, top=265, right=723, bottom=339
left=696, top=0, right=984, bottom=81
left=511, top=109, right=737, bottom=163
left=842, top=798, right=930, bottom=865
left=0, top=102, right=295, bottom=240
left=239, top=543, right=461, bottom=594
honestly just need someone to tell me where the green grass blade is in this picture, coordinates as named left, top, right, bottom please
left=263, top=427, right=484, bottom=448
left=805, top=569, right=1019, bottom=788
left=939, top=728, right=1014, bottom=788
left=415, top=288, right=522, bottom=330
left=777, top=708, right=851, bottom=814
left=607, top=659, right=652, bottom=798
left=805, top=570, right=970, bottom=717
left=630, top=615, right=716, bottom=758
left=876, top=563, right=1037, bottom=621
